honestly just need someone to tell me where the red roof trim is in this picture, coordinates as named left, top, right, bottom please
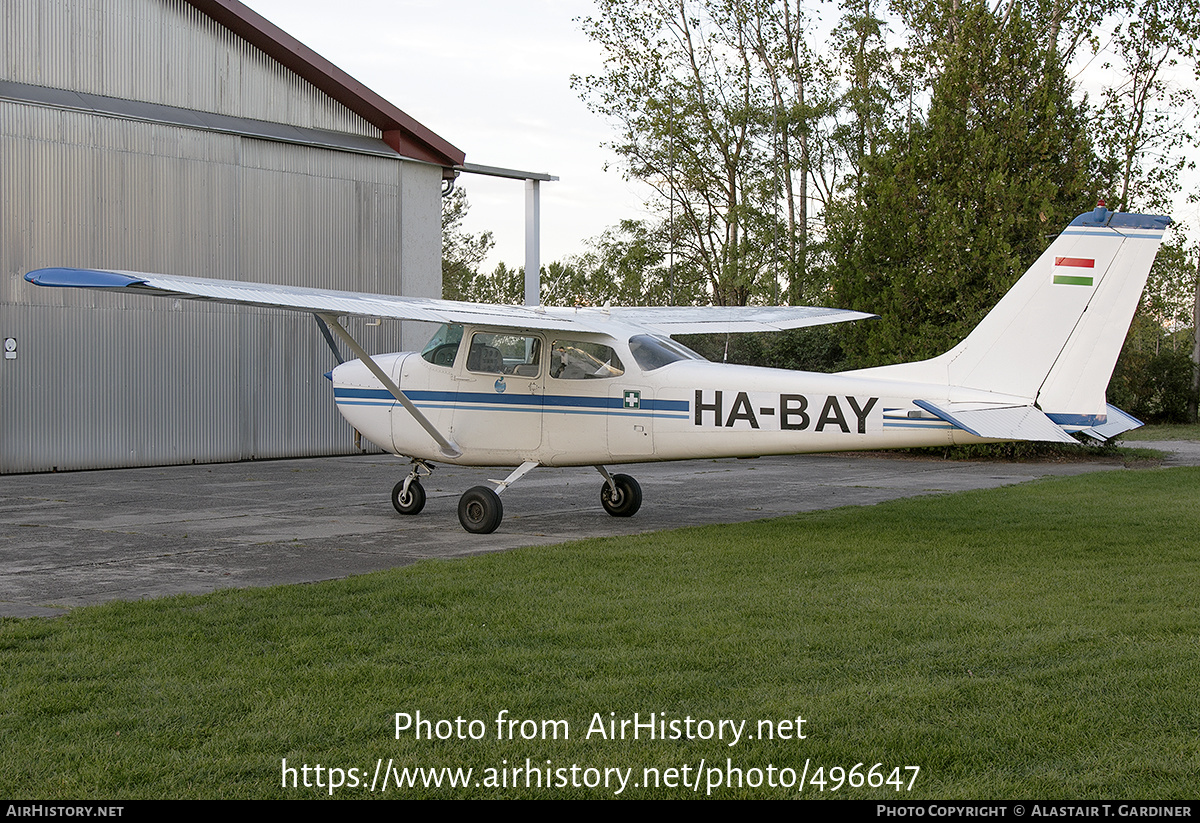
left=185, top=0, right=465, bottom=167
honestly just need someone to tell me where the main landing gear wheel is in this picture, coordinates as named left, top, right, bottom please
left=391, top=479, right=426, bottom=515
left=458, top=486, right=504, bottom=534
left=601, top=474, right=642, bottom=517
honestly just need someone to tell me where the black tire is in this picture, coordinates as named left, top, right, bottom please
left=391, top=479, right=426, bottom=515
left=600, top=474, right=642, bottom=517
left=458, top=486, right=503, bottom=534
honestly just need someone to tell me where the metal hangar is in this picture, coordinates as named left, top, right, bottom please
left=0, top=0, right=465, bottom=473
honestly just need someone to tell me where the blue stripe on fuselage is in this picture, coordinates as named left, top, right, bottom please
left=333, top=387, right=690, bottom=418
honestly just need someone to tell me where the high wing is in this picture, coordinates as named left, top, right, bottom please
left=24, top=268, right=875, bottom=335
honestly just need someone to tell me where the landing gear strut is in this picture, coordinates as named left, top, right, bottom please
left=390, top=461, right=644, bottom=533
left=391, top=479, right=425, bottom=515
left=391, top=459, right=433, bottom=516
left=455, top=461, right=539, bottom=534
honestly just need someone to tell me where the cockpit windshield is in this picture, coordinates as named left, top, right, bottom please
left=420, top=323, right=464, bottom=367
left=628, top=334, right=704, bottom=371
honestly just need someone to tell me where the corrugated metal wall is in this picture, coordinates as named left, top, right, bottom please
left=0, top=0, right=444, bottom=473
left=2, top=0, right=377, bottom=136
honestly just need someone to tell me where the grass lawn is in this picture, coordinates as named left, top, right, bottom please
left=1121, top=423, right=1200, bottom=442
left=2, top=468, right=1197, bottom=799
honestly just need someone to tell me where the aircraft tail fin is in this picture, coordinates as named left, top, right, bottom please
left=846, top=206, right=1171, bottom=426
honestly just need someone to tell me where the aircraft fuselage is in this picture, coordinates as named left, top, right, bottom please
left=331, top=326, right=1021, bottom=467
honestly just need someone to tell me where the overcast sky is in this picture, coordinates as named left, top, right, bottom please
left=241, top=0, right=647, bottom=269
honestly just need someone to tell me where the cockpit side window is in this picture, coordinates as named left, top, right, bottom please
left=628, top=334, right=703, bottom=371
left=467, top=332, right=542, bottom=376
left=549, top=340, right=625, bottom=380
left=420, top=323, right=464, bottom=367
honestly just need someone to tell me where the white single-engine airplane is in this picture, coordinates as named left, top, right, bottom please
left=27, top=205, right=1171, bottom=533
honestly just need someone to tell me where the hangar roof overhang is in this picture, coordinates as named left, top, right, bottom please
left=0, top=78, right=423, bottom=163
left=186, top=0, right=466, bottom=171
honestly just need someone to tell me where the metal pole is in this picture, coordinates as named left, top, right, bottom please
left=524, top=178, right=540, bottom=307
left=1190, top=247, right=1199, bottom=423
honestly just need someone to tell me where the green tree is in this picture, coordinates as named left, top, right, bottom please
left=1110, top=236, right=1199, bottom=422
left=1094, top=0, right=1198, bottom=214
left=1092, top=0, right=1199, bottom=420
left=738, top=0, right=843, bottom=304
left=1109, top=314, right=1195, bottom=422
left=830, top=0, right=902, bottom=208
left=441, top=187, right=494, bottom=301
left=575, top=0, right=791, bottom=306
left=541, top=219, right=705, bottom=306
left=826, top=0, right=1100, bottom=367
left=452, top=261, right=523, bottom=305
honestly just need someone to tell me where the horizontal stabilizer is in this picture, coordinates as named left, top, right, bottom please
left=24, top=268, right=874, bottom=336
left=914, top=400, right=1079, bottom=444
left=1080, top=404, right=1143, bottom=442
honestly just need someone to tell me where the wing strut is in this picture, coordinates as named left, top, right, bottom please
left=316, top=313, right=462, bottom=459
left=312, top=314, right=345, bottom=365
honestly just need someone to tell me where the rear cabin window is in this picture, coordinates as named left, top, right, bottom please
left=549, top=340, right=624, bottom=380
left=628, top=334, right=703, bottom=371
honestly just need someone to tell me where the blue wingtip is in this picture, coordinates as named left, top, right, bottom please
left=25, top=268, right=148, bottom=289
left=1069, top=208, right=1172, bottom=230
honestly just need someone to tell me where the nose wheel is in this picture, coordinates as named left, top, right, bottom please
left=391, top=478, right=426, bottom=515
left=391, top=459, right=433, bottom=516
